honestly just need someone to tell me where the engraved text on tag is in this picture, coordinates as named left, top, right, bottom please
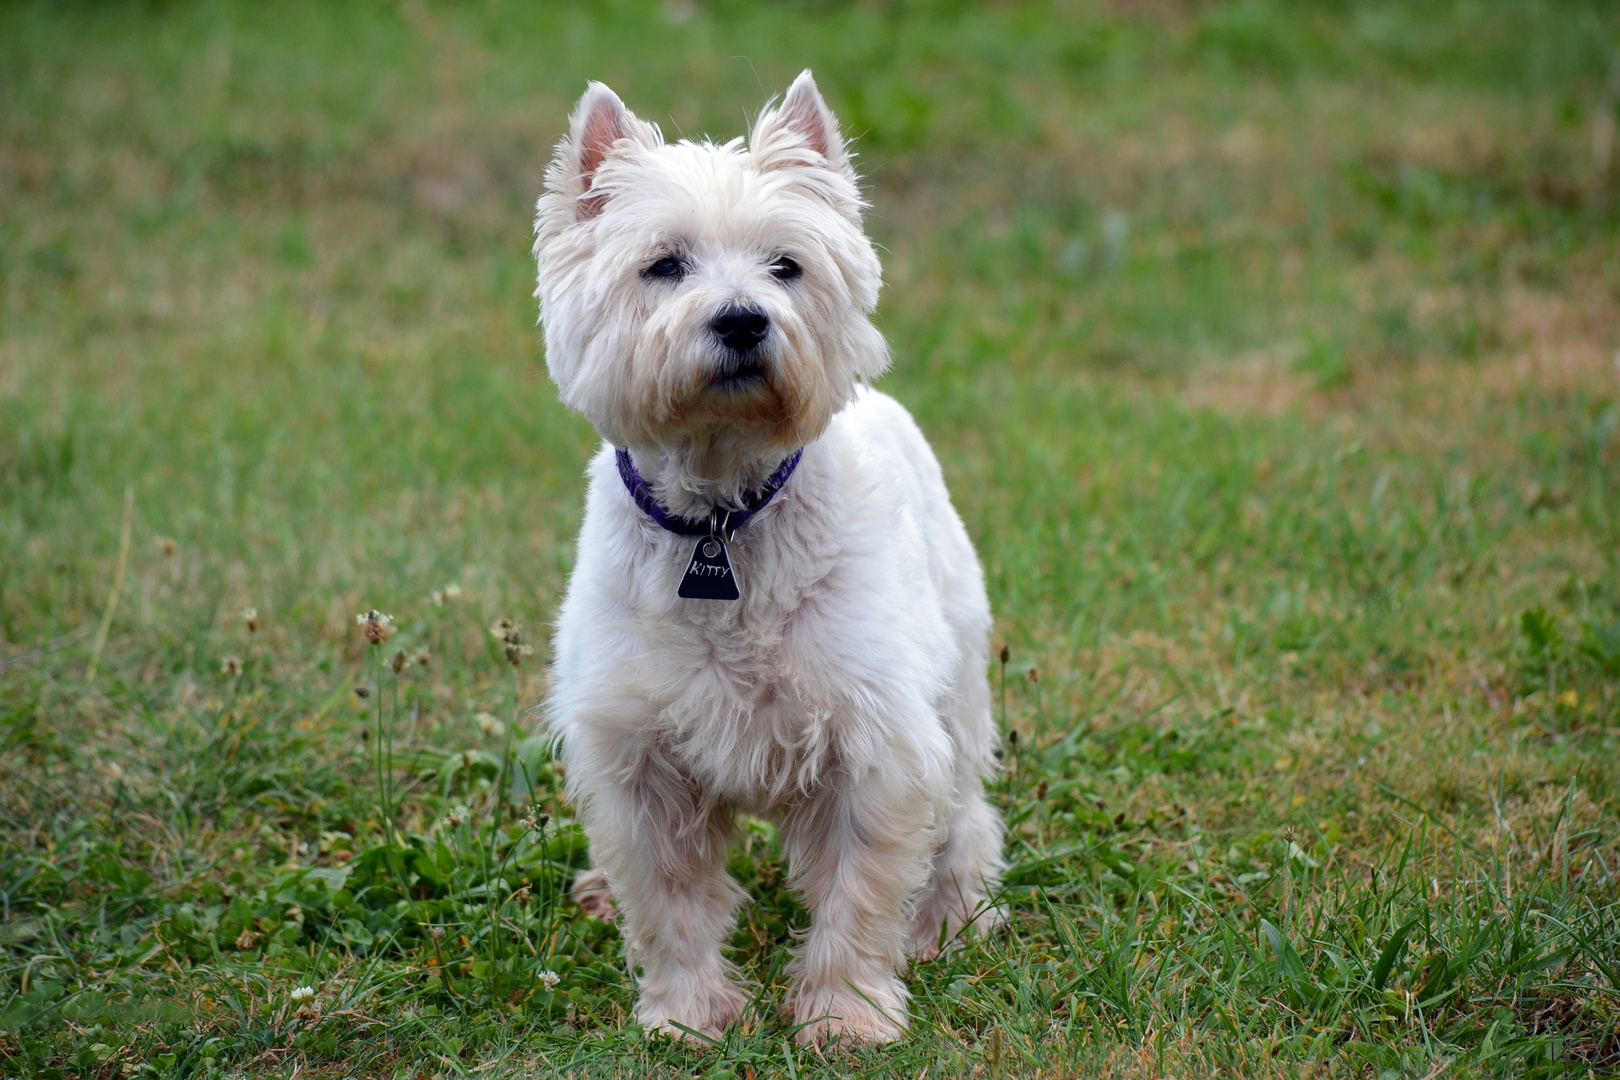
left=678, top=536, right=740, bottom=600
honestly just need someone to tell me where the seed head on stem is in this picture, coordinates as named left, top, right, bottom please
left=491, top=618, right=534, bottom=668
left=520, top=808, right=549, bottom=832
left=356, top=610, right=395, bottom=646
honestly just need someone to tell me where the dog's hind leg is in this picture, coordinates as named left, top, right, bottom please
left=568, top=865, right=617, bottom=922
left=909, top=650, right=1006, bottom=959
left=908, top=780, right=1005, bottom=959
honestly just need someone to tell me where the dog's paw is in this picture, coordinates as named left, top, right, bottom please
left=792, top=985, right=906, bottom=1048
left=569, top=866, right=616, bottom=922
left=636, top=981, right=748, bottom=1044
left=910, top=934, right=946, bottom=963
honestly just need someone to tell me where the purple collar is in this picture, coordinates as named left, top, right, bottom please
left=615, top=448, right=803, bottom=537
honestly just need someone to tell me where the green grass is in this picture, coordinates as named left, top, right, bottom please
left=4, top=0, right=1620, bottom=1076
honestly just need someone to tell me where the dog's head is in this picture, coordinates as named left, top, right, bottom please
left=534, top=71, right=888, bottom=453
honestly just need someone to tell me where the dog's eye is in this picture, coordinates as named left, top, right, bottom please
left=643, top=256, right=686, bottom=280
left=769, top=256, right=802, bottom=282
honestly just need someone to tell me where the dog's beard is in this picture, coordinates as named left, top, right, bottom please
left=641, top=353, right=830, bottom=452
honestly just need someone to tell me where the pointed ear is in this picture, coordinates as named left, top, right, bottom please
left=546, top=82, right=661, bottom=220
left=750, top=70, right=850, bottom=177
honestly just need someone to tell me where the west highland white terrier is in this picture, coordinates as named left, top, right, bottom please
left=533, top=71, right=1004, bottom=1047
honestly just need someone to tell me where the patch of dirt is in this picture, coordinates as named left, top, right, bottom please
left=1480, top=286, right=1620, bottom=399
left=1182, top=351, right=1313, bottom=418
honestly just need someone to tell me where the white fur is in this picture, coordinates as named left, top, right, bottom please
left=534, top=71, right=1004, bottom=1047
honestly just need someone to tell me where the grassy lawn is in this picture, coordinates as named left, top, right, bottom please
left=4, top=1, right=1620, bottom=1076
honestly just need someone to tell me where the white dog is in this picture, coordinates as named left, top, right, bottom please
left=533, top=71, right=1003, bottom=1047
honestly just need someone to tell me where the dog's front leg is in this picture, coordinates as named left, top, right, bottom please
left=781, top=768, right=940, bottom=1046
left=580, top=749, right=747, bottom=1041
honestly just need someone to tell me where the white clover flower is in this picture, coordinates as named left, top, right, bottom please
left=475, top=712, right=504, bottom=737
left=290, top=985, right=315, bottom=1002
left=430, top=583, right=463, bottom=606
left=538, top=970, right=560, bottom=990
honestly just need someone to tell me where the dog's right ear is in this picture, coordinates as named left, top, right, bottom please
left=546, top=82, right=661, bottom=221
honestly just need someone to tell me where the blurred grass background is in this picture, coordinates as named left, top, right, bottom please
left=3, top=1, right=1620, bottom=1077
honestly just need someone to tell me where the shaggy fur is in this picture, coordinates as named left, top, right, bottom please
left=533, top=71, right=1004, bottom=1047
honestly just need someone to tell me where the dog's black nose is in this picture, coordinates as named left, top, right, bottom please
left=711, top=305, right=769, bottom=353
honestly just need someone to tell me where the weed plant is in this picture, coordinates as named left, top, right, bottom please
left=2, top=1, right=1619, bottom=1077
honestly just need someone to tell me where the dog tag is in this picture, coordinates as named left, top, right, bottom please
left=678, top=536, right=740, bottom=600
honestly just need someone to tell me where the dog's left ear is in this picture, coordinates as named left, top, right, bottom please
left=750, top=70, right=852, bottom=180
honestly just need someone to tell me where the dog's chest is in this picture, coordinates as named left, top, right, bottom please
left=651, top=593, right=855, bottom=808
